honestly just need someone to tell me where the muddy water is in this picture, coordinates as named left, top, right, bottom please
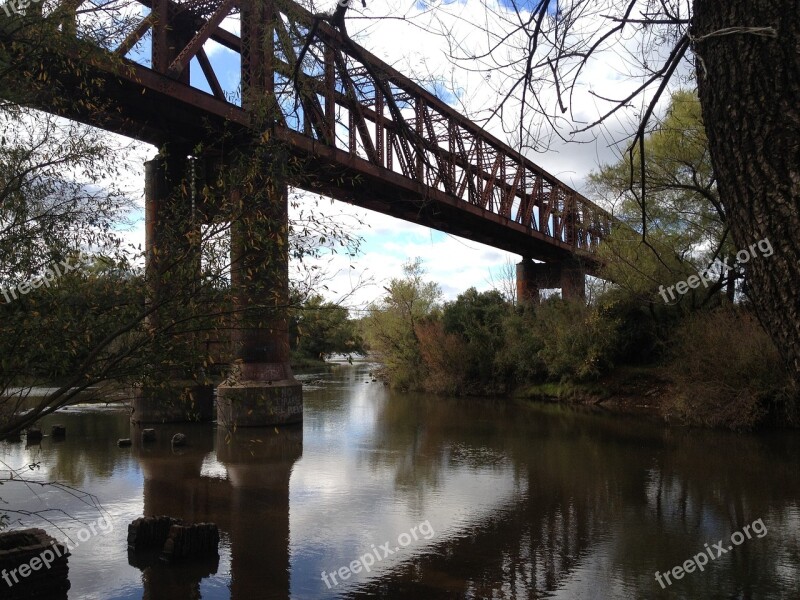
left=1, top=362, right=798, bottom=599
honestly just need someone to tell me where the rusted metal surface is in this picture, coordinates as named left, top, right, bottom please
left=14, top=0, right=614, bottom=263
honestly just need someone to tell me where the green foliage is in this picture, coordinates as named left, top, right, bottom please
left=0, top=259, right=139, bottom=383
left=493, top=308, right=547, bottom=386
left=366, top=270, right=791, bottom=432
left=595, top=286, right=674, bottom=365
left=290, top=294, right=364, bottom=359
left=0, top=110, right=133, bottom=292
left=364, top=258, right=441, bottom=391
left=594, top=90, right=718, bottom=236
left=531, top=299, right=621, bottom=383
left=440, top=288, right=509, bottom=388
left=371, top=277, right=625, bottom=394
left=590, top=90, right=733, bottom=309
left=442, top=288, right=507, bottom=340
left=415, top=320, right=472, bottom=395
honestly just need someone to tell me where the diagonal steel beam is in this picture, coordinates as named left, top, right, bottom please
left=196, top=47, right=226, bottom=100
left=168, top=0, right=238, bottom=78
left=332, top=50, right=378, bottom=163
left=115, top=14, right=154, bottom=57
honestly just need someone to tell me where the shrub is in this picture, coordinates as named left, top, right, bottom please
left=662, top=307, right=794, bottom=430
left=415, top=321, right=472, bottom=395
left=441, top=288, right=509, bottom=388
left=532, top=299, right=621, bottom=382
left=493, top=307, right=546, bottom=387
left=363, top=259, right=441, bottom=391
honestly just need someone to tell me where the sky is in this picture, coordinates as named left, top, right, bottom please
left=108, top=0, right=687, bottom=311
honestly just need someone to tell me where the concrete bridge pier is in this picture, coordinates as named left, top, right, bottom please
left=516, top=258, right=586, bottom=303
left=216, top=178, right=303, bottom=427
left=132, top=150, right=214, bottom=424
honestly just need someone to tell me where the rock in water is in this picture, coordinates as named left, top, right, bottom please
left=0, top=529, right=70, bottom=599
left=127, top=516, right=181, bottom=552
left=127, top=516, right=219, bottom=564
left=160, top=523, right=220, bottom=563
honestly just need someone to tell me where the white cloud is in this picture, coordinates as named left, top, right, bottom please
left=287, top=194, right=518, bottom=308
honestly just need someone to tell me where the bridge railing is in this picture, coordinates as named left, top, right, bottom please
left=45, top=0, right=613, bottom=255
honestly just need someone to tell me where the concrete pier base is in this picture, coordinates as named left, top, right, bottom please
left=216, top=379, right=302, bottom=427
left=131, top=381, right=214, bottom=424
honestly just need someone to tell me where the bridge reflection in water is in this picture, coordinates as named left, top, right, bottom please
left=131, top=422, right=303, bottom=599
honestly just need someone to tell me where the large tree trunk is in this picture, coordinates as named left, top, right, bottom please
left=693, top=0, right=800, bottom=391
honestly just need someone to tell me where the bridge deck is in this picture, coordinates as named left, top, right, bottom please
left=3, top=0, right=613, bottom=264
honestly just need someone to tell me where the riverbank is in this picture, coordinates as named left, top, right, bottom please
left=364, top=284, right=796, bottom=432
left=513, top=362, right=797, bottom=431
left=513, top=366, right=671, bottom=419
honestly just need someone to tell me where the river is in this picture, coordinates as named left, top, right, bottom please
left=0, top=362, right=798, bottom=599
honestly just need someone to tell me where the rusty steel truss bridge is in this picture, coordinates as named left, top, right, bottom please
left=2, top=0, right=616, bottom=425
left=5, top=0, right=612, bottom=263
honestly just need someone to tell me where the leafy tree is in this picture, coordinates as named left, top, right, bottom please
left=291, top=294, right=365, bottom=359
left=442, top=288, right=509, bottom=385
left=364, top=258, right=441, bottom=390
left=0, top=112, right=133, bottom=281
left=590, top=90, right=734, bottom=309
left=532, top=299, right=621, bottom=383
left=443, top=288, right=508, bottom=339
left=493, top=308, right=547, bottom=388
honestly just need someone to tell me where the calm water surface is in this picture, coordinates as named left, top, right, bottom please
left=1, top=362, right=798, bottom=599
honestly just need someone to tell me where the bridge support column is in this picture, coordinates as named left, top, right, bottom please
left=560, top=260, right=587, bottom=301
left=516, top=258, right=586, bottom=304
left=132, top=151, right=213, bottom=424
left=516, top=258, right=541, bottom=304
left=216, top=178, right=302, bottom=427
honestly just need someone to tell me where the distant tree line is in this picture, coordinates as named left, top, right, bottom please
left=362, top=93, right=795, bottom=431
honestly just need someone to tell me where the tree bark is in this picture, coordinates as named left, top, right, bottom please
left=693, top=0, right=800, bottom=390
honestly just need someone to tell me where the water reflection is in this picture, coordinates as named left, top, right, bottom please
left=129, top=422, right=303, bottom=600
left=334, top=395, right=800, bottom=599
left=217, top=425, right=302, bottom=600
left=130, top=422, right=217, bottom=600
left=0, top=364, right=797, bottom=599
